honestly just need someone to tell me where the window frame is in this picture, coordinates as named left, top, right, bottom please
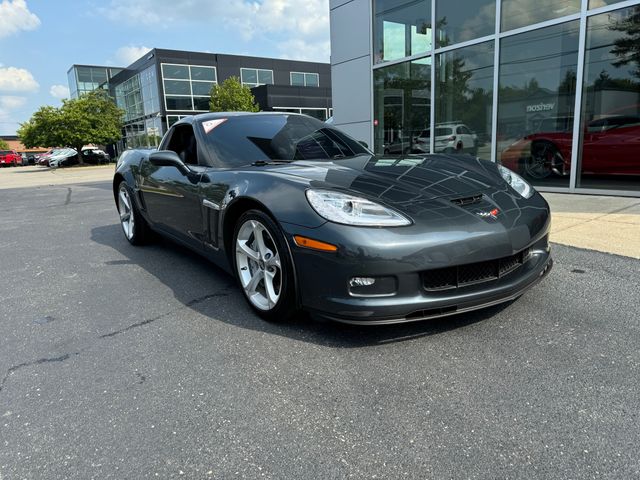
left=240, top=67, right=274, bottom=88
left=290, top=71, right=320, bottom=87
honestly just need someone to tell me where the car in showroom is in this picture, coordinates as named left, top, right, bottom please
left=500, top=115, right=640, bottom=179
left=414, top=123, right=478, bottom=155
left=0, top=149, right=23, bottom=167
left=114, top=112, right=552, bottom=324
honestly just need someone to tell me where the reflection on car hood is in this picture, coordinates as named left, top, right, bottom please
left=269, top=154, right=501, bottom=204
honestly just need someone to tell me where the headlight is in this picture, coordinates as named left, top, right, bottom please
left=498, top=164, right=534, bottom=199
left=306, top=189, right=411, bottom=227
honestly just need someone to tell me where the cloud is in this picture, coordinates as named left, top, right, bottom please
left=277, top=38, right=330, bottom=63
left=50, top=84, right=70, bottom=99
left=0, top=66, right=39, bottom=92
left=0, top=95, right=26, bottom=110
left=114, top=45, right=152, bottom=66
left=0, top=95, right=27, bottom=131
left=101, top=0, right=330, bottom=62
left=0, top=0, right=41, bottom=38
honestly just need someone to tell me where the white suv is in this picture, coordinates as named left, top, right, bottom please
left=414, top=123, right=478, bottom=155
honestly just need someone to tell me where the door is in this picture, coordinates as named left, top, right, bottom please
left=140, top=123, right=205, bottom=250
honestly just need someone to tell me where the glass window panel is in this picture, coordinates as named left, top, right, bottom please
left=291, top=72, right=305, bottom=86
left=77, top=67, right=92, bottom=82
left=163, top=80, right=191, bottom=95
left=258, top=69, right=273, bottom=84
left=373, top=57, right=431, bottom=154
left=162, top=64, right=189, bottom=79
left=191, top=81, right=214, bottom=96
left=497, top=21, right=580, bottom=188
left=165, top=96, right=193, bottom=111
left=436, top=0, right=495, bottom=47
left=190, top=66, right=216, bottom=81
left=241, top=68, right=258, bottom=84
left=305, top=73, right=319, bottom=87
left=374, top=0, right=432, bottom=64
left=502, top=0, right=580, bottom=32
left=578, top=6, right=640, bottom=192
left=92, top=69, right=108, bottom=84
left=435, top=41, right=494, bottom=159
left=589, top=0, right=627, bottom=7
left=193, top=97, right=210, bottom=111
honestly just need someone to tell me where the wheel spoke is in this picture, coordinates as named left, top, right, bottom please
left=237, top=240, right=260, bottom=262
left=264, top=269, right=279, bottom=308
left=252, top=222, right=269, bottom=258
left=119, top=190, right=130, bottom=210
left=120, top=212, right=130, bottom=222
left=246, top=270, right=264, bottom=294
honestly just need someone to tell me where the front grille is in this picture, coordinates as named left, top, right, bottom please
left=422, top=248, right=531, bottom=291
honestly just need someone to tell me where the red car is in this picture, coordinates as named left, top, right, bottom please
left=501, top=115, right=640, bottom=179
left=0, top=149, right=23, bottom=167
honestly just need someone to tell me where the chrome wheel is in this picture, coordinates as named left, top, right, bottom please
left=235, top=219, right=282, bottom=311
left=118, top=184, right=135, bottom=240
left=526, top=143, right=565, bottom=179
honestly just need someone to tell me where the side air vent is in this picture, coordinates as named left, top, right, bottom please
left=450, top=194, right=483, bottom=206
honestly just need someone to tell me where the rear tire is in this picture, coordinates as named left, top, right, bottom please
left=117, top=181, right=152, bottom=245
left=232, top=209, right=298, bottom=322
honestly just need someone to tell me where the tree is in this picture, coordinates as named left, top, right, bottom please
left=209, top=76, right=260, bottom=112
left=18, top=90, right=123, bottom=165
left=610, top=6, right=640, bottom=78
left=0, top=139, right=9, bottom=150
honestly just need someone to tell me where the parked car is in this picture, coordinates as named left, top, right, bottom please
left=48, top=149, right=78, bottom=168
left=415, top=123, right=478, bottom=155
left=382, top=137, right=413, bottom=155
left=114, top=112, right=552, bottom=324
left=81, top=147, right=110, bottom=164
left=37, top=149, right=60, bottom=167
left=500, top=115, right=640, bottom=179
left=0, top=150, right=23, bottom=167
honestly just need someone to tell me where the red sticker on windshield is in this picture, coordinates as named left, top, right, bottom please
left=202, top=118, right=227, bottom=134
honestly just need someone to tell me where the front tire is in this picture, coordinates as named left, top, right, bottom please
left=232, top=210, right=298, bottom=322
left=117, top=182, right=151, bottom=245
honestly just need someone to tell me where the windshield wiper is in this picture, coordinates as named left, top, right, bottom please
left=251, top=160, right=294, bottom=166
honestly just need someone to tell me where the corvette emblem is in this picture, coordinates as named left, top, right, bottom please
left=476, top=208, right=500, bottom=220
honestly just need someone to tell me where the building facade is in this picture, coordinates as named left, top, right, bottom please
left=90, top=49, right=332, bottom=151
left=67, top=65, right=124, bottom=99
left=330, top=0, right=640, bottom=196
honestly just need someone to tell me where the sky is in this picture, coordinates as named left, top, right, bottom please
left=0, top=0, right=330, bottom=135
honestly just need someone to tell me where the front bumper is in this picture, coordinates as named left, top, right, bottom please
left=281, top=196, right=552, bottom=324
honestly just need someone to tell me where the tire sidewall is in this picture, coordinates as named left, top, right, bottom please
left=232, top=209, right=297, bottom=322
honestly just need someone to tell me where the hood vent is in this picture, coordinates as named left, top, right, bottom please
left=450, top=194, right=483, bottom=206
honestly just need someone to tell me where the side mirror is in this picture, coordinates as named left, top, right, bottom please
left=149, top=150, right=190, bottom=175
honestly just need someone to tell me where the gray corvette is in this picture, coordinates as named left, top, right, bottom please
left=114, top=112, right=552, bottom=324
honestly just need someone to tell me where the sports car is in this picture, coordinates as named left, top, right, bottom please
left=113, top=112, right=552, bottom=324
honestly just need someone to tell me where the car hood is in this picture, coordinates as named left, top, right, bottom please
left=268, top=154, right=503, bottom=205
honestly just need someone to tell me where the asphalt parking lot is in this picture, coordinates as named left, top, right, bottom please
left=1, top=181, right=639, bottom=479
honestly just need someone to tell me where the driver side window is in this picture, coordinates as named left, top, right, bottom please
left=167, top=125, right=199, bottom=165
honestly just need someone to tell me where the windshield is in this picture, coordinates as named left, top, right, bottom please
left=199, top=114, right=370, bottom=167
left=0, top=151, right=11, bottom=155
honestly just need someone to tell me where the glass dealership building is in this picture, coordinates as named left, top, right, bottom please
left=330, top=0, right=640, bottom=195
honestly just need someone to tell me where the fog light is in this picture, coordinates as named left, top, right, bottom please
left=348, top=276, right=397, bottom=297
left=350, top=277, right=375, bottom=287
